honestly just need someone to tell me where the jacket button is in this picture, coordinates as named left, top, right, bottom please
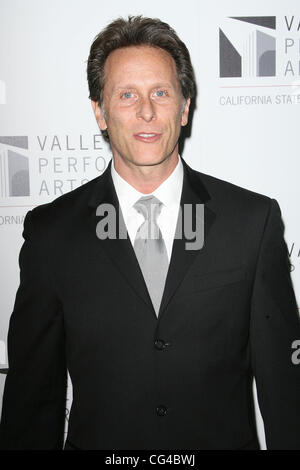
left=156, top=405, right=168, bottom=417
left=154, top=339, right=171, bottom=350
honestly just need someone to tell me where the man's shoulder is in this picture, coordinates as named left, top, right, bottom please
left=189, top=168, right=276, bottom=228
left=196, top=169, right=272, bottom=208
left=26, top=172, right=105, bottom=232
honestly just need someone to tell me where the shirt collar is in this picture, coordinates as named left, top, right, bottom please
left=111, top=156, right=183, bottom=212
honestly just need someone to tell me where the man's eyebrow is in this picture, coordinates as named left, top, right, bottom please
left=151, top=83, right=173, bottom=89
left=114, top=83, right=173, bottom=91
left=114, top=86, right=138, bottom=92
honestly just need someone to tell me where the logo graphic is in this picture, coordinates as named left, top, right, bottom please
left=0, top=136, right=30, bottom=197
left=219, top=16, right=276, bottom=78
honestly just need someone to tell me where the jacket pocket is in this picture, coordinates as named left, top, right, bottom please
left=192, top=266, right=246, bottom=293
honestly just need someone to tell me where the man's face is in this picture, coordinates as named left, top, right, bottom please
left=92, top=45, right=190, bottom=168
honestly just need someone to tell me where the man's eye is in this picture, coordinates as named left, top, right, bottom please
left=155, top=90, right=166, bottom=97
left=122, top=92, right=133, bottom=99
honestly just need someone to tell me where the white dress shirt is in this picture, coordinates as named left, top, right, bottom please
left=111, top=157, right=183, bottom=262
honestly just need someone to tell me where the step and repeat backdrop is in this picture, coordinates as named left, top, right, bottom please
left=0, top=0, right=299, bottom=450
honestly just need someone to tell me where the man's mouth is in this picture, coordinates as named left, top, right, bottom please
left=133, top=133, right=162, bottom=142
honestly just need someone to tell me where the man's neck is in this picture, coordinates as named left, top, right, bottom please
left=112, top=153, right=179, bottom=194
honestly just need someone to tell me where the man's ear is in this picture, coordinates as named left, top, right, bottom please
left=91, top=100, right=107, bottom=131
left=181, top=97, right=191, bottom=127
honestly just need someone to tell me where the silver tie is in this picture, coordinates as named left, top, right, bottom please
left=133, top=195, right=169, bottom=316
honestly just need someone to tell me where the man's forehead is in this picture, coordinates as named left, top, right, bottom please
left=105, top=45, right=176, bottom=70
left=103, top=45, right=179, bottom=88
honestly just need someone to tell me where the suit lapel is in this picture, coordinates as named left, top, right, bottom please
left=158, top=158, right=215, bottom=319
left=88, top=160, right=154, bottom=312
left=87, top=157, right=216, bottom=320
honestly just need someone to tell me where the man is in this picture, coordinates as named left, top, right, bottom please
left=0, top=16, right=300, bottom=450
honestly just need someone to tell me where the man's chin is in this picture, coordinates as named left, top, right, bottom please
left=130, top=152, right=177, bottom=167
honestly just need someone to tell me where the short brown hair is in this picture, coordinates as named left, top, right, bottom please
left=87, top=15, right=196, bottom=141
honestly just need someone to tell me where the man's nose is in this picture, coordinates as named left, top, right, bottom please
left=136, top=96, right=156, bottom=122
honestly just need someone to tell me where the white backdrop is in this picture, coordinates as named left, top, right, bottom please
left=1, top=0, right=299, bottom=450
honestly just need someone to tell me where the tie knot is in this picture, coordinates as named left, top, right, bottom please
left=133, top=195, right=162, bottom=222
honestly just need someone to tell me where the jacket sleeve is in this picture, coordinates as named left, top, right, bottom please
left=250, top=198, right=300, bottom=449
left=0, top=209, right=67, bottom=449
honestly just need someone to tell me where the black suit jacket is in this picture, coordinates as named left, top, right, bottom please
left=0, top=157, right=299, bottom=450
